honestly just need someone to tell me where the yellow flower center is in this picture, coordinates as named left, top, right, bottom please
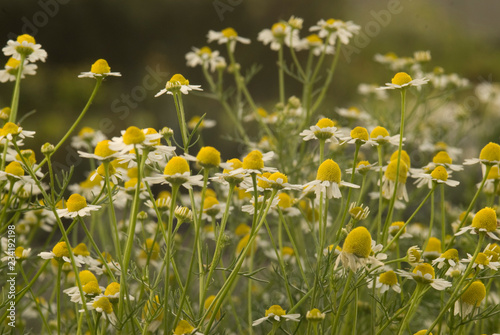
left=222, top=27, right=238, bottom=38
left=440, top=248, right=459, bottom=261
left=105, top=282, right=120, bottom=296
left=90, top=59, right=111, bottom=74
left=66, top=194, right=88, bottom=212
left=479, top=142, right=500, bottom=163
left=145, top=238, right=160, bottom=259
left=235, top=223, right=251, bottom=236
left=460, top=280, right=486, bottom=306
left=370, top=126, right=390, bottom=140
left=204, top=295, right=221, bottom=320
left=1, top=122, right=21, bottom=136
left=271, top=22, right=287, bottom=37
left=265, top=305, right=286, bottom=317
left=196, top=146, right=221, bottom=168
left=73, top=243, right=90, bottom=257
left=316, top=118, right=335, bottom=129
left=223, top=158, right=243, bottom=173
left=257, top=172, right=272, bottom=189
left=306, top=308, right=325, bottom=321
left=6, top=58, right=20, bottom=69
left=83, top=281, right=101, bottom=295
left=413, top=263, right=435, bottom=279
left=52, top=242, right=70, bottom=258
left=475, top=253, right=490, bottom=266
left=79, top=270, right=98, bottom=285
left=486, top=243, right=500, bottom=254
left=0, top=107, right=11, bottom=119
left=379, top=270, right=398, bottom=286
left=384, top=160, right=408, bottom=183
left=15, top=247, right=25, bottom=258
left=199, top=46, right=212, bottom=55
left=94, top=140, right=116, bottom=158
left=325, top=18, right=336, bottom=26
left=316, top=159, right=341, bottom=183
left=17, top=34, right=36, bottom=44
left=407, top=246, right=422, bottom=264
left=430, top=166, right=448, bottom=181
left=414, top=331, right=432, bottom=335
left=269, top=172, right=288, bottom=184
left=123, top=126, right=145, bottom=145
left=242, top=150, right=264, bottom=170
left=236, top=234, right=256, bottom=256
left=306, top=34, right=322, bottom=44
left=277, top=193, right=292, bottom=208
left=484, top=250, right=499, bottom=262
left=391, top=72, right=413, bottom=86
left=174, top=320, right=195, bottom=335
left=203, top=196, right=219, bottom=210
left=432, top=151, right=452, bottom=165
left=164, top=157, right=190, bottom=176
left=167, top=74, right=190, bottom=89
left=487, top=166, right=500, bottom=180
left=97, top=163, right=116, bottom=177
left=350, top=127, right=369, bottom=141
left=282, top=246, right=294, bottom=257
left=5, top=161, right=24, bottom=176
left=343, top=226, right=372, bottom=258
left=78, top=126, right=95, bottom=138
left=16, top=149, right=36, bottom=166
left=389, top=221, right=405, bottom=236
left=425, top=237, right=442, bottom=254
left=390, top=150, right=411, bottom=168
left=144, top=128, right=160, bottom=146
left=471, top=207, right=497, bottom=232
left=92, top=297, right=113, bottom=315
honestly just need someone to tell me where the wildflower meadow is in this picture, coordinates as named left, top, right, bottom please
left=1, top=8, right=500, bottom=335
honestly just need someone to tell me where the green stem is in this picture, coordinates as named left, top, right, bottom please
left=173, top=92, right=189, bottom=153
left=311, top=42, right=342, bottom=113
left=104, top=161, right=122, bottom=263
left=440, top=183, right=446, bottom=242
left=56, top=262, right=62, bottom=335
left=278, top=45, right=285, bottom=104
left=376, top=144, right=384, bottom=243
left=331, top=270, right=353, bottom=333
left=9, top=54, right=26, bottom=123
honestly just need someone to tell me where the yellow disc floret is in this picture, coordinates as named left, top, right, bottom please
left=5, top=161, right=24, bottom=176
left=379, top=270, right=398, bottom=286
left=343, top=226, right=372, bottom=258
left=223, top=158, right=243, bottom=173
left=257, top=172, right=272, bottom=189
left=271, top=23, right=287, bottom=37
left=425, top=237, right=442, bottom=254
left=1, top=122, right=21, bottom=136
left=277, top=193, right=292, bottom=208
left=164, top=157, right=190, bottom=176
left=479, top=142, right=500, bottom=163
left=242, top=150, right=264, bottom=170
left=433, top=151, right=452, bottom=165
left=105, top=282, right=120, bottom=296
left=370, top=126, right=390, bottom=140
left=430, top=166, right=448, bottom=181
left=269, top=172, right=288, bottom=188
left=90, top=59, right=111, bottom=74
left=350, top=126, right=369, bottom=141
left=83, top=281, right=101, bottom=295
left=73, top=243, right=91, bottom=257
left=390, top=150, right=411, bottom=168
left=144, top=128, right=160, bottom=146
left=384, top=160, right=408, bottom=183
left=123, top=126, right=145, bottom=145
left=52, top=242, right=70, bottom=258
left=66, top=194, right=87, bottom=213
left=94, top=140, right=116, bottom=158
left=471, top=207, right=497, bottom=232
left=92, top=296, right=113, bottom=315
left=196, top=146, right=221, bottom=168
left=79, top=270, right=98, bottom=285
left=174, top=320, right=195, bottom=335
left=413, top=263, right=435, bottom=280
left=391, top=72, right=413, bottom=86
left=265, top=305, right=286, bottom=317
left=440, top=248, right=459, bottom=261
left=460, top=280, right=486, bottom=306
left=316, top=159, right=341, bottom=183
left=222, top=27, right=238, bottom=38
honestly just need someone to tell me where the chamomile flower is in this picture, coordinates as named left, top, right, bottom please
left=241, top=195, right=280, bottom=215
left=38, top=242, right=85, bottom=267
left=336, top=106, right=372, bottom=122
left=173, top=319, right=204, bottom=335
left=309, top=18, right=361, bottom=45
left=388, top=221, right=412, bottom=239
left=432, top=248, right=460, bottom=269
left=252, top=304, right=301, bottom=326
left=406, top=246, right=424, bottom=266
left=381, top=159, right=409, bottom=201
left=89, top=162, right=123, bottom=185
left=346, top=160, right=378, bottom=175
left=72, top=243, right=99, bottom=266
left=78, top=139, right=119, bottom=161
left=84, top=296, right=117, bottom=325
left=239, top=150, right=276, bottom=175
left=369, top=126, right=400, bottom=146
left=187, top=115, right=216, bottom=130
left=1, top=246, right=31, bottom=262
left=358, top=83, right=388, bottom=100
left=454, top=280, right=486, bottom=317
left=201, top=196, right=226, bottom=222
left=212, top=158, right=246, bottom=185
left=462, top=252, right=500, bottom=271
left=276, top=193, right=301, bottom=216
left=295, top=34, right=334, bottom=56
left=0, top=161, right=35, bottom=185
left=255, top=171, right=302, bottom=191
left=464, top=142, right=500, bottom=166
left=78, top=59, right=121, bottom=79
left=411, top=166, right=459, bottom=189
left=348, top=203, right=370, bottom=221
left=367, top=270, right=401, bottom=293
left=3, top=34, right=47, bottom=62
left=71, top=127, right=107, bottom=150
left=341, top=126, right=378, bottom=146
left=377, top=72, right=429, bottom=90
left=207, top=27, right=251, bottom=52
left=185, top=46, right=224, bottom=73
left=303, top=159, right=359, bottom=199
left=481, top=166, right=500, bottom=194
left=306, top=308, right=326, bottom=322
left=257, top=22, right=299, bottom=51
left=300, top=118, right=343, bottom=143
left=397, top=263, right=451, bottom=290
left=155, top=73, right=202, bottom=97
left=108, top=126, right=163, bottom=153
left=337, top=227, right=386, bottom=272
left=145, top=156, right=204, bottom=189
left=0, top=122, right=35, bottom=143
left=184, top=146, right=230, bottom=170
left=423, top=237, right=442, bottom=261
left=455, top=207, right=500, bottom=240
left=56, top=194, right=101, bottom=218
left=0, top=57, right=37, bottom=82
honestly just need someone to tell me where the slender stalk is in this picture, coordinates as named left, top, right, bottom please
left=103, top=161, right=122, bottom=263
left=9, top=54, right=26, bottom=123
left=278, top=45, right=285, bottom=104
left=440, top=183, right=446, bottom=241
left=56, top=262, right=62, bottom=335
left=173, top=92, right=189, bottom=153
left=331, top=270, right=353, bottom=333
left=376, top=145, right=384, bottom=243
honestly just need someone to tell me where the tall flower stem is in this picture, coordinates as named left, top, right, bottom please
left=173, top=92, right=190, bottom=153
left=440, top=184, right=446, bottom=241
left=376, top=145, right=384, bottom=242
left=331, top=270, right=354, bottom=333
left=278, top=45, right=285, bottom=104
left=56, top=262, right=62, bottom=335
left=103, top=161, right=122, bottom=263
left=8, top=54, right=26, bottom=123
left=196, top=169, right=210, bottom=310
left=337, top=143, right=361, bottom=235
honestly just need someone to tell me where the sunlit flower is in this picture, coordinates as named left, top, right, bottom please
left=369, top=126, right=400, bottom=146
left=309, top=18, right=361, bottom=45
left=300, top=117, right=343, bottom=143
left=207, top=27, right=251, bottom=52
left=454, top=280, right=486, bottom=317
left=3, top=34, right=47, bottom=62
left=78, top=59, right=121, bottom=79
left=108, top=126, right=163, bottom=153
left=38, top=242, right=85, bottom=267
left=367, top=270, right=401, bottom=293
left=462, top=252, right=500, bottom=271
left=337, top=227, right=386, bottom=272
left=84, top=296, right=117, bottom=325
left=0, top=122, right=35, bottom=143
left=397, top=263, right=451, bottom=290
left=144, top=156, right=204, bottom=189
left=0, top=57, right=37, bottom=82
left=377, top=72, right=429, bottom=90
left=455, top=207, right=500, bottom=240
left=304, top=159, right=359, bottom=199
left=184, top=146, right=230, bottom=170
left=155, top=74, right=202, bottom=97
left=432, top=248, right=460, bottom=269
left=341, top=126, right=378, bottom=146
left=411, top=166, right=459, bottom=189
left=185, top=46, right=225, bottom=73
left=55, top=194, right=100, bottom=218
left=212, top=158, right=246, bottom=185
left=252, top=304, right=300, bottom=326
left=257, top=22, right=299, bottom=51
left=78, top=139, right=119, bottom=161
left=464, top=142, right=500, bottom=166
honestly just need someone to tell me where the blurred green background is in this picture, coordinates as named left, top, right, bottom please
left=1, top=0, right=500, bottom=163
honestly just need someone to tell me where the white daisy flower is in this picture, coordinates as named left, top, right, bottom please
left=369, top=126, right=401, bottom=146
left=82, top=296, right=117, bottom=325
left=71, top=127, right=107, bottom=150
left=56, top=194, right=101, bottom=218
left=0, top=57, right=37, bottom=83
left=463, top=142, right=500, bottom=167
left=78, top=139, right=120, bottom=161
left=341, top=126, right=378, bottom=147
left=155, top=73, right=202, bottom=97
left=300, top=117, right=343, bottom=143
left=397, top=263, right=451, bottom=290
left=304, top=159, right=359, bottom=199
left=2, top=34, right=47, bottom=62
left=455, top=207, right=500, bottom=240
left=454, top=280, right=486, bottom=317
left=0, top=122, right=35, bottom=143
left=185, top=46, right=225, bottom=73
left=377, top=72, right=429, bottom=90
left=38, top=242, right=85, bottom=267
left=336, top=227, right=386, bottom=273
left=411, top=166, right=459, bottom=189
left=207, top=27, right=250, bottom=52
left=78, top=59, right=121, bottom=79
left=108, top=126, right=163, bottom=153
left=309, top=18, right=360, bottom=46
left=367, top=270, right=401, bottom=293
left=252, top=305, right=300, bottom=326
left=257, top=22, right=299, bottom=51
left=144, top=156, right=204, bottom=190
left=462, top=252, right=500, bottom=271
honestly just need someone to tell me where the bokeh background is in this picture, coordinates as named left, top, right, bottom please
left=1, top=0, right=500, bottom=162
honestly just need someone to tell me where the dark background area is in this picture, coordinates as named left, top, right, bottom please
left=1, top=0, right=500, bottom=163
